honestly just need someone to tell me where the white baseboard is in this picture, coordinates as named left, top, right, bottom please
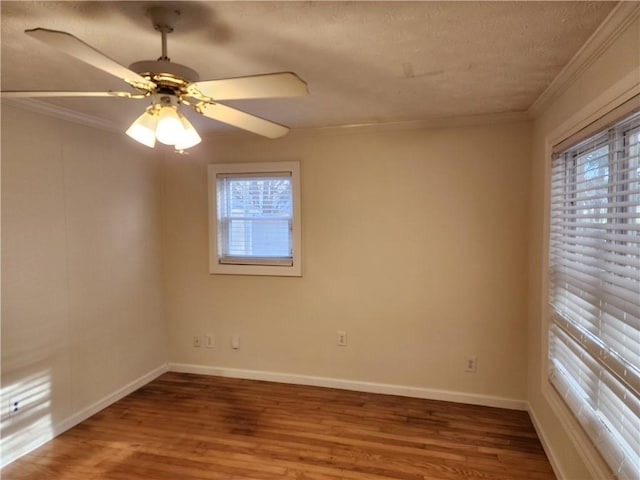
left=527, top=402, right=567, bottom=480
left=168, top=363, right=527, bottom=411
left=55, top=363, right=169, bottom=435
left=1, top=363, right=168, bottom=468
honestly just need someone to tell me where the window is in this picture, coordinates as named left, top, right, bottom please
left=208, top=162, right=301, bottom=276
left=548, top=105, right=640, bottom=479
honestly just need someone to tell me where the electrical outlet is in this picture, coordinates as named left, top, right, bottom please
left=464, top=356, right=477, bottom=373
left=337, top=330, right=348, bottom=346
left=8, top=398, right=20, bottom=415
left=205, top=334, right=214, bottom=348
left=231, top=334, right=240, bottom=350
left=193, top=335, right=202, bottom=348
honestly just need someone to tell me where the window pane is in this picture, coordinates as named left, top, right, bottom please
left=227, top=177, right=292, bottom=219
left=575, top=144, right=609, bottom=224
left=218, top=175, right=293, bottom=259
left=227, top=218, right=291, bottom=257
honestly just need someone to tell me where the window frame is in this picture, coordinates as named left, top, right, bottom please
left=208, top=161, right=302, bottom=277
left=546, top=105, right=640, bottom=480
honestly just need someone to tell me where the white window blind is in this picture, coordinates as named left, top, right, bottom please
left=216, top=172, right=293, bottom=266
left=548, top=106, right=640, bottom=480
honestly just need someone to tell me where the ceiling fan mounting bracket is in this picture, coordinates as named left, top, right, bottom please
left=147, top=6, right=180, bottom=34
left=144, top=6, right=181, bottom=61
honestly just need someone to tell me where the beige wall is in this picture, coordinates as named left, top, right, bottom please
left=527, top=15, right=640, bottom=480
left=162, top=120, right=532, bottom=402
left=1, top=7, right=635, bottom=476
left=1, top=104, right=167, bottom=464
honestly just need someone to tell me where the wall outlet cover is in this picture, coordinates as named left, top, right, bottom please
left=464, top=356, right=477, bottom=373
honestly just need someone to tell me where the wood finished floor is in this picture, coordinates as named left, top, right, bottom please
left=2, top=372, right=556, bottom=480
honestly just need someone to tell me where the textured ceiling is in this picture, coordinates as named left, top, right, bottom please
left=1, top=1, right=616, bottom=134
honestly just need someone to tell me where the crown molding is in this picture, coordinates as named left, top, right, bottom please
left=298, top=110, right=531, bottom=136
left=528, top=2, right=640, bottom=118
left=205, top=110, right=531, bottom=143
left=3, top=97, right=122, bottom=134
left=7, top=99, right=530, bottom=143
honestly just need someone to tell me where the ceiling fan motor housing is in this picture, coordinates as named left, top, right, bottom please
left=129, top=60, right=200, bottom=84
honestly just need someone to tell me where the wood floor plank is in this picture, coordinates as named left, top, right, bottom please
left=2, top=372, right=556, bottom=479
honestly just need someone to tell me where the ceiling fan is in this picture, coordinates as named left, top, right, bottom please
left=1, top=6, right=309, bottom=151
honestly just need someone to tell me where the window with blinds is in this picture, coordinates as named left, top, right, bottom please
left=217, top=172, right=293, bottom=265
left=548, top=106, right=640, bottom=480
left=208, top=162, right=301, bottom=276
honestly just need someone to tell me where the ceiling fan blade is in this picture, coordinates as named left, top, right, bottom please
left=0, top=91, right=142, bottom=98
left=192, top=72, right=308, bottom=100
left=25, top=28, right=156, bottom=90
left=200, top=103, right=289, bottom=139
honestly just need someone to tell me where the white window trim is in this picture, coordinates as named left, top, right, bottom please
left=208, top=161, right=302, bottom=277
left=539, top=78, right=640, bottom=480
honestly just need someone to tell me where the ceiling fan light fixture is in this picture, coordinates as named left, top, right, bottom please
left=126, top=108, right=158, bottom=148
left=155, top=105, right=183, bottom=145
left=174, top=114, right=202, bottom=150
left=11, top=16, right=307, bottom=145
left=126, top=98, right=201, bottom=151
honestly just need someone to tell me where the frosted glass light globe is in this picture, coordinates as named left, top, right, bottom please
left=125, top=109, right=158, bottom=148
left=175, top=114, right=202, bottom=150
left=155, top=106, right=183, bottom=145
